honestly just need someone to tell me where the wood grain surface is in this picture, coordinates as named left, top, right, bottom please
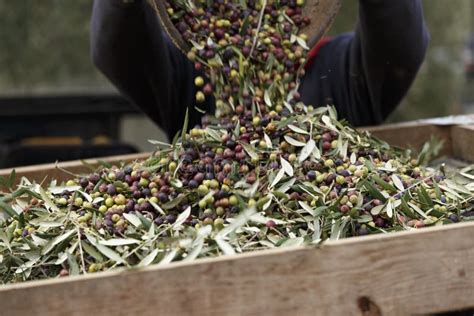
left=0, top=152, right=151, bottom=186
left=452, top=125, right=474, bottom=162
left=149, top=0, right=342, bottom=54
left=1, top=222, right=473, bottom=316
left=0, top=120, right=462, bottom=186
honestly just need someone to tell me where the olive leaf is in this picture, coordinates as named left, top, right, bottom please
left=299, top=139, right=315, bottom=163
left=138, top=249, right=159, bottom=267
left=288, top=124, right=309, bottom=135
left=284, top=135, right=306, bottom=147
left=391, top=175, right=405, bottom=191
left=280, top=157, right=294, bottom=176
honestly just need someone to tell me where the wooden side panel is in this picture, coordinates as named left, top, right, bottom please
left=1, top=222, right=473, bottom=316
left=0, top=122, right=459, bottom=186
left=364, top=123, right=453, bottom=157
left=452, top=125, right=474, bottom=161
left=0, top=153, right=151, bottom=185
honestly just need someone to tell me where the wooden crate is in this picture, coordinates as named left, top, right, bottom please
left=1, top=116, right=474, bottom=316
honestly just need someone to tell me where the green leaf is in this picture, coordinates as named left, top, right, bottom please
left=158, top=248, right=178, bottom=266
left=370, top=204, right=385, bottom=216
left=147, top=139, right=172, bottom=147
left=327, top=106, right=338, bottom=121
left=81, top=241, right=104, bottom=262
left=372, top=175, right=397, bottom=193
left=391, top=175, right=405, bottom=191
left=265, top=53, right=275, bottom=73
left=184, top=239, right=204, bottom=262
left=312, top=206, right=328, bottom=217
left=173, top=206, right=191, bottom=230
left=97, top=160, right=112, bottom=169
left=330, top=217, right=350, bottom=240
left=270, top=168, right=285, bottom=188
left=364, top=159, right=376, bottom=172
left=386, top=200, right=393, bottom=218
left=408, top=202, right=429, bottom=219
left=288, top=124, right=309, bottom=135
left=162, top=195, right=185, bottom=210
left=263, top=133, right=273, bottom=149
left=350, top=152, right=357, bottom=164
left=357, top=215, right=373, bottom=223
left=249, top=213, right=286, bottom=225
left=312, top=145, right=321, bottom=160
left=139, top=249, right=159, bottom=267
left=362, top=180, right=387, bottom=202
left=99, top=239, right=140, bottom=246
left=432, top=181, right=442, bottom=200
left=240, top=15, right=250, bottom=35
left=135, top=212, right=152, bottom=230
left=38, top=186, right=60, bottom=212
left=95, top=243, right=125, bottom=264
left=49, top=185, right=81, bottom=195
left=240, top=142, right=259, bottom=161
left=189, top=39, right=204, bottom=50
left=77, top=190, right=93, bottom=203
left=280, top=157, right=294, bottom=176
left=41, top=229, right=75, bottom=255
left=0, top=176, right=8, bottom=188
left=337, top=139, right=348, bottom=160
left=283, top=135, right=306, bottom=147
left=67, top=253, right=80, bottom=276
left=276, top=178, right=295, bottom=193
left=321, top=115, right=337, bottom=131
left=296, top=36, right=309, bottom=50
left=8, top=169, right=16, bottom=188
left=171, top=130, right=180, bottom=150
left=418, top=186, right=434, bottom=207
left=299, top=139, right=315, bottom=163
left=218, top=207, right=256, bottom=238
left=0, top=229, right=11, bottom=250
left=298, top=201, right=316, bottom=216
left=181, top=108, right=189, bottom=141
left=123, top=213, right=142, bottom=228
left=275, top=117, right=296, bottom=130
left=215, top=237, right=235, bottom=255
left=264, top=90, right=272, bottom=107
left=149, top=200, right=166, bottom=216
left=280, top=237, right=304, bottom=247
left=0, top=201, right=18, bottom=218
left=400, top=197, right=417, bottom=218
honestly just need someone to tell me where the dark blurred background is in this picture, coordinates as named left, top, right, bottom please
left=0, top=0, right=473, bottom=168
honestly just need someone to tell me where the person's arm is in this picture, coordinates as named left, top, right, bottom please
left=300, top=0, right=429, bottom=126
left=91, top=0, right=209, bottom=139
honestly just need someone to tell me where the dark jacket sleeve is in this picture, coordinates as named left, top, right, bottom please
left=299, top=0, right=429, bottom=126
left=91, top=0, right=211, bottom=139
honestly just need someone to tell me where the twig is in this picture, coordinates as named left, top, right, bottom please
left=249, top=0, right=267, bottom=58
left=55, top=161, right=83, bottom=179
left=77, top=228, right=87, bottom=274
left=389, top=173, right=437, bottom=198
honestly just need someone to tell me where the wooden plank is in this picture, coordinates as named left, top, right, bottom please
left=0, top=152, right=151, bottom=185
left=363, top=123, right=453, bottom=157
left=1, top=115, right=470, bottom=186
left=0, top=122, right=455, bottom=186
left=452, top=125, right=474, bottom=162
left=1, top=222, right=473, bottom=316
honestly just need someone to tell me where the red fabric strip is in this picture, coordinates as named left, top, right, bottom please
left=304, top=37, right=332, bottom=70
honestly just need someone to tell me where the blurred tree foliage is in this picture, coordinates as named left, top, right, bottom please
left=0, top=0, right=109, bottom=95
left=0, top=0, right=471, bottom=122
